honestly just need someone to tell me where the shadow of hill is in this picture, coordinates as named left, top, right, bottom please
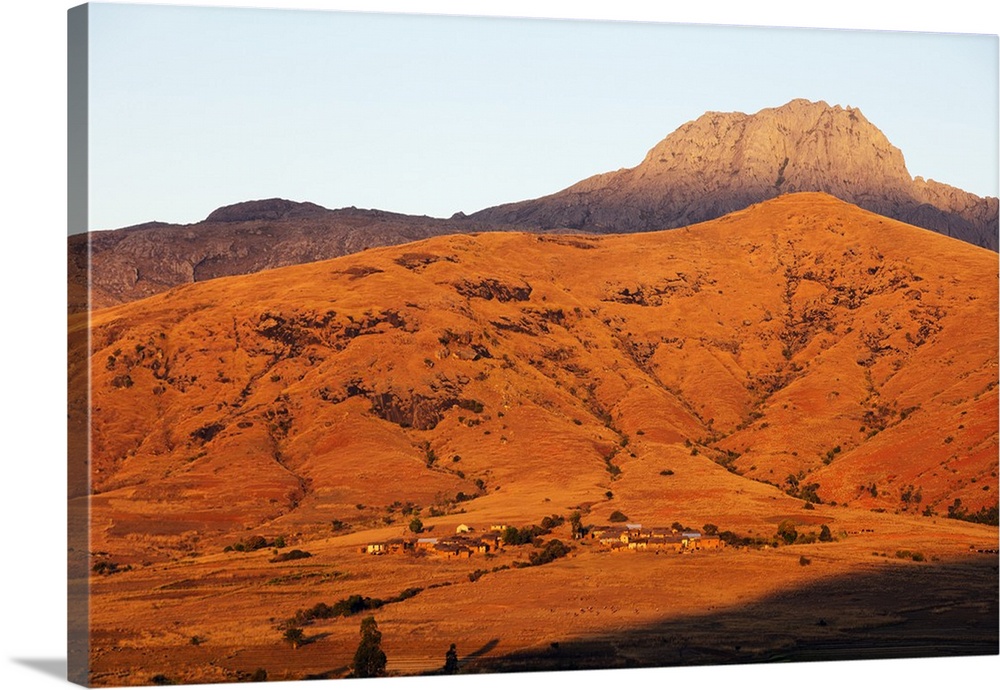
left=462, top=555, right=998, bottom=674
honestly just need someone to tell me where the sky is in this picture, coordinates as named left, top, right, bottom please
left=78, top=1, right=999, bottom=232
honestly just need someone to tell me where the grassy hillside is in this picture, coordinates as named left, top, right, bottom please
left=71, top=192, right=998, bottom=685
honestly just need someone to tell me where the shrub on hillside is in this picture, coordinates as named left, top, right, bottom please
left=776, top=520, right=798, bottom=545
left=283, top=627, right=305, bottom=649
left=528, top=539, right=571, bottom=566
left=269, top=549, right=312, bottom=563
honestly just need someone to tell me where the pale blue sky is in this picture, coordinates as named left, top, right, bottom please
left=84, top=2, right=999, bottom=231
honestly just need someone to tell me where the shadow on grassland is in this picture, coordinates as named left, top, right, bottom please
left=461, top=555, right=999, bottom=674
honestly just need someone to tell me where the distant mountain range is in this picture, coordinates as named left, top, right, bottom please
left=70, top=99, right=998, bottom=310
left=68, top=202, right=471, bottom=311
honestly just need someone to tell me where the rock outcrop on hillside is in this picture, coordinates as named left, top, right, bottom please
left=467, top=99, right=998, bottom=250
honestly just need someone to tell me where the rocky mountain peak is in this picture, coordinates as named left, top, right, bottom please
left=634, top=99, right=912, bottom=195
left=469, top=99, right=997, bottom=250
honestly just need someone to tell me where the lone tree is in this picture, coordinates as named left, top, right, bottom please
left=409, top=517, right=424, bottom=534
left=352, top=616, right=387, bottom=678
left=283, top=627, right=305, bottom=650
left=443, top=643, right=459, bottom=674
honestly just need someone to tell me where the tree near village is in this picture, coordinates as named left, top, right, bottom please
left=351, top=616, right=387, bottom=678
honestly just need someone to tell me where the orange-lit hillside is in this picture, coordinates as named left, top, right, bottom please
left=70, top=192, right=998, bottom=685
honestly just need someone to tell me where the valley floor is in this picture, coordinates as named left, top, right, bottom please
left=82, top=509, right=998, bottom=686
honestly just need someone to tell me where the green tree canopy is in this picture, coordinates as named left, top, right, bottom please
left=776, top=519, right=798, bottom=545
left=283, top=627, right=305, bottom=649
left=443, top=643, right=459, bottom=674
left=352, top=616, right=387, bottom=678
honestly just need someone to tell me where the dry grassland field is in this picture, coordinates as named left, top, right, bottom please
left=69, top=193, right=999, bottom=686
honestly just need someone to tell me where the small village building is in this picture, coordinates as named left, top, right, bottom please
left=622, top=524, right=653, bottom=543
left=654, top=536, right=685, bottom=552
left=432, top=543, right=472, bottom=559
left=456, top=523, right=472, bottom=534
left=386, top=538, right=413, bottom=554
left=691, top=534, right=723, bottom=550
left=364, top=537, right=419, bottom=555
left=481, top=531, right=503, bottom=549
left=593, top=527, right=627, bottom=546
left=680, top=531, right=701, bottom=549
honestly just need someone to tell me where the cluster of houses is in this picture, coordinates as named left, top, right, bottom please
left=361, top=521, right=725, bottom=559
left=361, top=524, right=507, bottom=560
left=589, top=524, right=724, bottom=553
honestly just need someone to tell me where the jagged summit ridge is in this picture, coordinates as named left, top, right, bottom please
left=469, top=99, right=998, bottom=250
left=632, top=99, right=911, bottom=195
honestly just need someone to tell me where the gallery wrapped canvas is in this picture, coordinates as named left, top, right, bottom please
left=67, top=2, right=998, bottom=687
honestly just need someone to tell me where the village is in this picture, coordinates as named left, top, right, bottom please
left=361, top=522, right=725, bottom=560
left=589, top=524, right=724, bottom=552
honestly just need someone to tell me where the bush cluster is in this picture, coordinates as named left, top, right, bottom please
left=283, top=589, right=424, bottom=629
left=501, top=516, right=563, bottom=546
left=526, top=539, right=571, bottom=566
left=224, top=534, right=285, bottom=553
left=92, top=560, right=131, bottom=575
left=269, top=549, right=312, bottom=563
left=947, top=498, right=999, bottom=525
